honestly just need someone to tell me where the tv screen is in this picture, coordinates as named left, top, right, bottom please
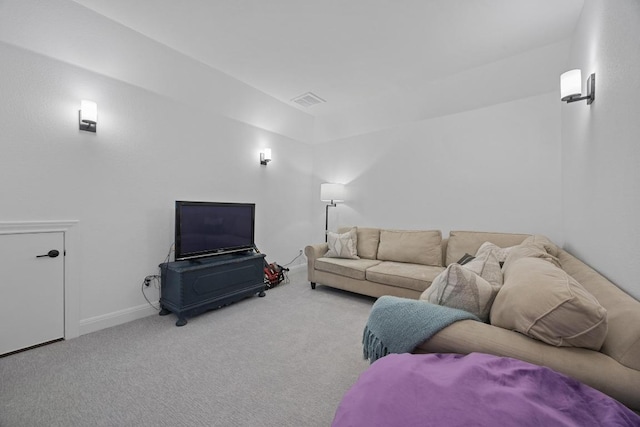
left=175, top=201, right=255, bottom=260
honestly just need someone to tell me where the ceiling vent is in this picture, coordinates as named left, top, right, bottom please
left=291, top=92, right=326, bottom=108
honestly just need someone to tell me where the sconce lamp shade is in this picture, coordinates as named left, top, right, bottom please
left=561, top=69, right=582, bottom=101
left=560, top=69, right=595, bottom=104
left=321, top=183, right=345, bottom=202
left=260, top=148, right=272, bottom=165
left=79, top=100, right=97, bottom=132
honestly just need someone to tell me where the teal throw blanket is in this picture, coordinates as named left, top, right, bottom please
left=363, top=296, right=479, bottom=363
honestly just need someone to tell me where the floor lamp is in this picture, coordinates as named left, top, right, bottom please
left=321, top=183, right=345, bottom=242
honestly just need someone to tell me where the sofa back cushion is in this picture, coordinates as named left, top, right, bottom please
left=446, top=231, right=530, bottom=266
left=339, top=227, right=380, bottom=260
left=522, top=234, right=560, bottom=257
left=503, top=241, right=561, bottom=268
left=377, top=230, right=442, bottom=266
left=491, top=256, right=608, bottom=351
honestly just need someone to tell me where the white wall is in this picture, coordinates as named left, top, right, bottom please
left=4, top=0, right=637, bottom=337
left=562, top=0, right=640, bottom=299
left=314, top=40, right=570, bottom=143
left=0, top=1, right=314, bottom=334
left=312, top=92, right=563, bottom=244
left=0, top=0, right=313, bottom=143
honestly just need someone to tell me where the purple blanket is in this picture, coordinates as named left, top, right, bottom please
left=333, top=353, right=640, bottom=427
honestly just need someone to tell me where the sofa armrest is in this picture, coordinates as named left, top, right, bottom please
left=305, top=243, right=328, bottom=283
left=414, top=320, right=640, bottom=411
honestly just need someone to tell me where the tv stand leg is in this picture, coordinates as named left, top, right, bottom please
left=159, top=307, right=171, bottom=316
left=258, top=291, right=266, bottom=297
left=310, top=282, right=316, bottom=290
left=175, top=316, right=187, bottom=327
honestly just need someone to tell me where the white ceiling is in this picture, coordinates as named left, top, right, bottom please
left=72, top=0, right=584, bottom=116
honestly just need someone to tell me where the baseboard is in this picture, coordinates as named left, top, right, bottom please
left=79, top=302, right=159, bottom=336
left=79, top=266, right=306, bottom=335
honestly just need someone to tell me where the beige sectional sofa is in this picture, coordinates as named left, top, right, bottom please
left=304, top=228, right=640, bottom=411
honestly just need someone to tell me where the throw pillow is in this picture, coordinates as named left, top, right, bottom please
left=325, top=227, right=359, bottom=260
left=340, top=227, right=380, bottom=260
left=465, top=248, right=503, bottom=288
left=456, top=253, right=475, bottom=265
left=475, top=241, right=517, bottom=264
left=420, top=264, right=498, bottom=322
left=490, top=257, right=608, bottom=350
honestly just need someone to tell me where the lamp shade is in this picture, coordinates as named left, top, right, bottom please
left=561, top=69, right=582, bottom=101
left=321, top=183, right=345, bottom=202
left=80, top=100, right=97, bottom=124
left=262, top=148, right=272, bottom=161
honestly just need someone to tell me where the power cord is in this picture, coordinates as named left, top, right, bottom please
left=283, top=249, right=305, bottom=267
left=163, top=242, right=175, bottom=264
left=265, top=249, right=304, bottom=286
left=140, top=242, right=175, bottom=311
left=141, top=275, right=161, bottom=310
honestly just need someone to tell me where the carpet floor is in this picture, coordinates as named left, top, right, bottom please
left=0, top=268, right=374, bottom=427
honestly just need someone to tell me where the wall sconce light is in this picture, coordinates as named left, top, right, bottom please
left=561, top=70, right=595, bottom=104
left=79, top=100, right=98, bottom=132
left=321, top=183, right=345, bottom=242
left=260, top=148, right=272, bottom=165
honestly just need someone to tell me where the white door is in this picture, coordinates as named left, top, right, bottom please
left=0, top=232, right=64, bottom=355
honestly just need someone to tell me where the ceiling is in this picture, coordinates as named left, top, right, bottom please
left=72, top=0, right=584, bottom=117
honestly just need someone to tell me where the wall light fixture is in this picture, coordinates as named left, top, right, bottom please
left=79, top=100, right=98, bottom=132
left=561, top=70, right=595, bottom=104
left=260, top=148, right=272, bottom=165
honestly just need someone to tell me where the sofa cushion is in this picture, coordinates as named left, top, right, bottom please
left=491, top=257, right=608, bottom=351
left=340, top=227, right=381, bottom=260
left=377, top=230, right=442, bottom=266
left=358, top=228, right=382, bottom=259
left=325, top=227, right=359, bottom=259
left=316, top=258, right=382, bottom=281
left=446, top=231, right=529, bottom=266
left=365, top=261, right=444, bottom=293
left=522, top=234, right=560, bottom=257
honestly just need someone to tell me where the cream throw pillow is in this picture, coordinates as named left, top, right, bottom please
left=325, top=227, right=359, bottom=259
left=421, top=249, right=502, bottom=322
left=491, top=257, right=608, bottom=350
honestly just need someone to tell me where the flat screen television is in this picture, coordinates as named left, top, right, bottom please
left=175, top=201, right=255, bottom=261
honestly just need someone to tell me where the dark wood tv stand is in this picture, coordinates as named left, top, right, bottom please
left=159, top=252, right=266, bottom=326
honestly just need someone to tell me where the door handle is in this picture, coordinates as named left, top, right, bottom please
left=36, top=250, right=60, bottom=258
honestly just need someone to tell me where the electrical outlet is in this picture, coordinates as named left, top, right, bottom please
left=144, top=277, right=151, bottom=287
